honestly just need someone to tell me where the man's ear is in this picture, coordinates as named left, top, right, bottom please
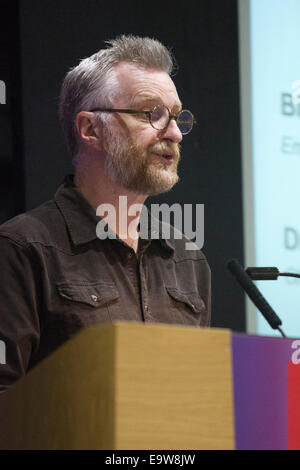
left=75, top=111, right=103, bottom=150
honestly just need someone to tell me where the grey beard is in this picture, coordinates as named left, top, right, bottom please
left=103, top=131, right=179, bottom=196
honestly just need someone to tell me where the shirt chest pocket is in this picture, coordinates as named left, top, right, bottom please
left=165, top=286, right=207, bottom=326
left=56, top=281, right=120, bottom=326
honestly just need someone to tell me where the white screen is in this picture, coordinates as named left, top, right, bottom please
left=239, top=0, right=300, bottom=337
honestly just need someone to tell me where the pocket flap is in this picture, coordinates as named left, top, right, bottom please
left=57, top=281, right=119, bottom=307
left=166, top=286, right=205, bottom=313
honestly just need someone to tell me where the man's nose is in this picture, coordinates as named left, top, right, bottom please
left=162, top=118, right=183, bottom=144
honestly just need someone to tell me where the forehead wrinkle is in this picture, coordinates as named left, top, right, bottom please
left=114, top=64, right=181, bottom=110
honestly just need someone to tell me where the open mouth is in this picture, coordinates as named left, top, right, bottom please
left=162, top=154, right=173, bottom=160
left=153, top=153, right=174, bottom=164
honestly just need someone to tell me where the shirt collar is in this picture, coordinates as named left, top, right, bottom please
left=55, top=175, right=100, bottom=245
left=54, top=175, right=175, bottom=253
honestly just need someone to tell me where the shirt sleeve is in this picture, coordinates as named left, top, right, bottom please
left=0, top=235, right=40, bottom=392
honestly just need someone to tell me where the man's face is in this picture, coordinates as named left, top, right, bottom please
left=101, top=63, right=183, bottom=196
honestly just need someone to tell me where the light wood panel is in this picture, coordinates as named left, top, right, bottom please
left=114, top=324, right=234, bottom=449
left=0, top=323, right=235, bottom=449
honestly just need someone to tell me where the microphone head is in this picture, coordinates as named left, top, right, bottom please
left=227, top=258, right=244, bottom=275
left=245, top=267, right=279, bottom=281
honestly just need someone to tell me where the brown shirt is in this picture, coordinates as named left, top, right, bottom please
left=0, top=175, right=211, bottom=391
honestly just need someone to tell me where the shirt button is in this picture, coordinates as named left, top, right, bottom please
left=91, top=294, right=98, bottom=302
left=127, top=252, right=133, bottom=259
left=145, top=305, right=148, bottom=312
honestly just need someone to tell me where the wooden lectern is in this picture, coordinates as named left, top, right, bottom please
left=0, top=323, right=235, bottom=450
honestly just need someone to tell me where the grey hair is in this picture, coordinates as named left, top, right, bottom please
left=59, top=35, right=175, bottom=157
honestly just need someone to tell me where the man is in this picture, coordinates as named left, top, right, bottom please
left=0, top=35, right=210, bottom=391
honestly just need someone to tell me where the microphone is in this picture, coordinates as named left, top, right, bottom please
left=227, top=259, right=286, bottom=337
left=246, top=266, right=300, bottom=281
left=245, top=267, right=279, bottom=280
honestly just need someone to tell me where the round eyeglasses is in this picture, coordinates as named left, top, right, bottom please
left=89, top=105, right=197, bottom=135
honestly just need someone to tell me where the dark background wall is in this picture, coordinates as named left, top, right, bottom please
left=0, top=0, right=24, bottom=221
left=1, top=0, right=245, bottom=331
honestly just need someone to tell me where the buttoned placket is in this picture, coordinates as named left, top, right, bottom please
left=137, top=241, right=153, bottom=322
left=119, top=242, right=151, bottom=321
left=115, top=237, right=147, bottom=321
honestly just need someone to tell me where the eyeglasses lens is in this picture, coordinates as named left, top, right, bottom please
left=177, top=110, right=194, bottom=135
left=150, top=106, right=194, bottom=135
left=150, top=106, right=169, bottom=130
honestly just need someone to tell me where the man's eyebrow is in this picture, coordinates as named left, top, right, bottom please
left=134, top=96, right=183, bottom=112
left=172, top=103, right=183, bottom=113
left=133, top=97, right=161, bottom=108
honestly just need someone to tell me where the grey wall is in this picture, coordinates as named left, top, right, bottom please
left=15, top=0, right=245, bottom=330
